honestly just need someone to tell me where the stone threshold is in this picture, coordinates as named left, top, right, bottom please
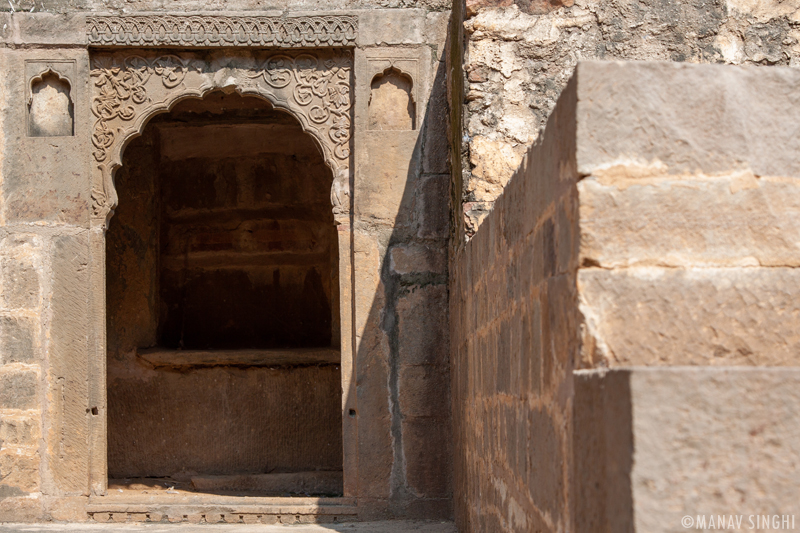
left=137, top=348, right=341, bottom=369
left=86, top=494, right=357, bottom=524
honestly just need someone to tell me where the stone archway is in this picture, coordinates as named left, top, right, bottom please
left=86, top=48, right=356, bottom=498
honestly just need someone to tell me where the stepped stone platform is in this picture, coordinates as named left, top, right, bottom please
left=0, top=520, right=457, bottom=532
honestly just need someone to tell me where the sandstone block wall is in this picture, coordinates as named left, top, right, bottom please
left=450, top=60, right=800, bottom=532
left=450, top=74, right=580, bottom=532
left=576, top=61, right=800, bottom=368
left=461, top=0, right=800, bottom=234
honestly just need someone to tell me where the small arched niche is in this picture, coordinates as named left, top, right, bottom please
left=28, top=71, right=73, bottom=137
left=368, top=67, right=416, bottom=131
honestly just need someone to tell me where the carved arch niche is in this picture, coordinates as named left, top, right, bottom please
left=369, top=67, right=416, bottom=131
left=26, top=60, right=76, bottom=137
left=364, top=57, right=419, bottom=132
left=89, top=49, right=353, bottom=227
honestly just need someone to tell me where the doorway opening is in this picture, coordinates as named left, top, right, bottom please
left=105, top=91, right=343, bottom=497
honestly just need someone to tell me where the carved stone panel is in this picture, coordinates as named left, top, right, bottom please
left=90, top=50, right=353, bottom=226
left=87, top=15, right=357, bottom=48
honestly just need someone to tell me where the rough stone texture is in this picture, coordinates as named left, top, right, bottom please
left=450, top=75, right=579, bottom=533
left=579, top=267, right=800, bottom=367
left=574, top=368, right=800, bottom=532
left=575, top=61, right=800, bottom=368
left=461, top=0, right=800, bottom=235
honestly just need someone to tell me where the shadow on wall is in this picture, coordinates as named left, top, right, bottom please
left=350, top=57, right=452, bottom=518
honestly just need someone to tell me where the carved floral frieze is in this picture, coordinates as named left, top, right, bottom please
left=90, top=50, right=353, bottom=225
left=87, top=15, right=358, bottom=48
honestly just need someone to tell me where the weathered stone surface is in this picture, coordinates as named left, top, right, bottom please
left=0, top=317, right=36, bottom=364
left=44, top=496, right=88, bottom=522
left=0, top=414, right=40, bottom=446
left=402, top=417, right=452, bottom=498
left=1, top=238, right=42, bottom=310
left=357, top=9, right=425, bottom=46
left=461, top=2, right=800, bottom=232
left=2, top=50, right=90, bottom=226
left=575, top=61, right=800, bottom=178
left=353, top=231, right=393, bottom=503
left=0, top=447, right=40, bottom=492
left=575, top=368, right=800, bottom=532
left=579, top=174, right=800, bottom=268
left=46, top=234, right=90, bottom=494
left=356, top=133, right=420, bottom=225
left=416, top=174, right=450, bottom=240
left=390, top=244, right=446, bottom=275
left=579, top=267, right=800, bottom=367
left=422, top=62, right=450, bottom=175
left=0, top=493, right=43, bottom=523
left=397, top=285, right=448, bottom=367
left=398, top=365, right=449, bottom=418
left=0, top=369, right=37, bottom=410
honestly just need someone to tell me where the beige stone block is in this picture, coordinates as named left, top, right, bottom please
left=0, top=493, right=43, bottom=522
left=357, top=9, right=425, bottom=46
left=579, top=175, right=800, bottom=268
left=397, top=284, right=448, bottom=367
left=0, top=316, right=38, bottom=365
left=579, top=267, right=800, bottom=367
left=260, top=514, right=279, bottom=524
left=0, top=413, right=40, bottom=445
left=1, top=241, right=42, bottom=310
left=280, top=513, right=297, bottom=524
left=390, top=244, right=446, bottom=275
left=575, top=61, right=800, bottom=179
left=47, top=234, right=90, bottom=494
left=0, top=448, right=40, bottom=492
left=356, top=132, right=420, bottom=224
left=0, top=369, right=37, bottom=410
left=575, top=368, right=800, bottom=531
left=2, top=50, right=90, bottom=226
left=402, top=417, right=452, bottom=498
left=46, top=496, right=88, bottom=521
left=398, top=365, right=450, bottom=418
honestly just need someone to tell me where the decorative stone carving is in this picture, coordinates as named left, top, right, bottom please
left=87, top=15, right=357, bottom=48
left=90, top=50, right=353, bottom=226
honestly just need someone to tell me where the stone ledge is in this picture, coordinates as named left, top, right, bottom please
left=137, top=348, right=341, bottom=369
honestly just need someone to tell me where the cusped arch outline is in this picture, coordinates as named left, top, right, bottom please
left=90, top=51, right=353, bottom=228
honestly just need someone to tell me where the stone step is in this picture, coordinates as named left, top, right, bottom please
left=86, top=494, right=357, bottom=524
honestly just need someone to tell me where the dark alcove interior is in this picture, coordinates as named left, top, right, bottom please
left=105, top=92, right=343, bottom=497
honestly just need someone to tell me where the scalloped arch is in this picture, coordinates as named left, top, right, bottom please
left=90, top=51, right=353, bottom=228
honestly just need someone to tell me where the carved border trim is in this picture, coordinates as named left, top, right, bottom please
left=87, top=15, right=358, bottom=48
